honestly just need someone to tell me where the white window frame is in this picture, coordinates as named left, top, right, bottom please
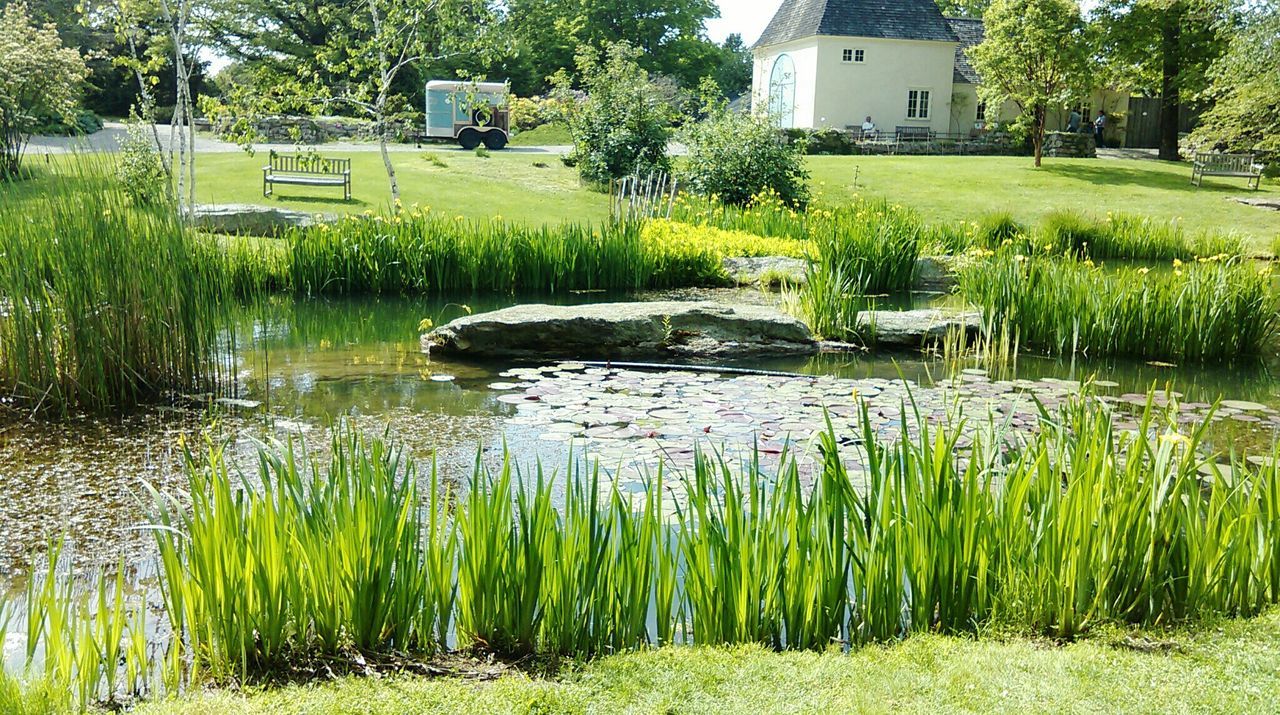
left=907, top=89, right=932, bottom=120
left=841, top=48, right=866, bottom=64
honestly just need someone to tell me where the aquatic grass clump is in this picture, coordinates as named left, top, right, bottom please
left=957, top=253, right=1279, bottom=362
left=1040, top=211, right=1245, bottom=261
left=149, top=429, right=456, bottom=680
left=129, top=388, right=1280, bottom=681
left=287, top=213, right=728, bottom=296
left=0, top=181, right=232, bottom=413
left=796, top=200, right=922, bottom=340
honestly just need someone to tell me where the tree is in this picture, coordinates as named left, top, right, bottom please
left=0, top=2, right=88, bottom=177
left=1192, top=0, right=1280, bottom=154
left=209, top=0, right=497, bottom=204
left=554, top=41, right=672, bottom=185
left=503, top=0, right=721, bottom=95
left=713, top=34, right=752, bottom=99
left=1093, top=0, right=1233, bottom=161
left=970, top=0, right=1090, bottom=167
left=935, top=0, right=992, bottom=17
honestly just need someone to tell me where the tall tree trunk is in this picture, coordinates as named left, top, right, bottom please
left=379, top=127, right=400, bottom=205
left=1158, top=8, right=1183, bottom=162
left=1033, top=104, right=1046, bottom=167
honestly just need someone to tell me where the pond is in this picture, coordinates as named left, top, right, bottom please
left=3, top=290, right=1280, bottom=574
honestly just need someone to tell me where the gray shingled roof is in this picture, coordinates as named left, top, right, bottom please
left=755, top=0, right=959, bottom=48
left=946, top=17, right=984, bottom=84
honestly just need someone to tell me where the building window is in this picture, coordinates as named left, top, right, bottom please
left=976, top=101, right=987, bottom=121
left=768, top=54, right=796, bottom=128
left=842, top=48, right=865, bottom=63
left=907, top=89, right=931, bottom=120
left=855, top=49, right=865, bottom=63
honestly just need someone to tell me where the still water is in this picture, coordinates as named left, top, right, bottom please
left=3, top=291, right=1280, bottom=573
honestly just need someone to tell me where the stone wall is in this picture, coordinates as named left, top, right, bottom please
left=216, top=115, right=417, bottom=144
left=1043, top=131, right=1097, bottom=158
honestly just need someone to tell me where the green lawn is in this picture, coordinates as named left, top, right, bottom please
left=132, top=610, right=1280, bottom=714
left=22, top=151, right=1280, bottom=250
left=194, top=149, right=611, bottom=224
left=510, top=122, right=573, bottom=146
left=809, top=155, right=1280, bottom=251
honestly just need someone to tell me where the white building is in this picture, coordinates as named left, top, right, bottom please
left=752, top=0, right=1127, bottom=138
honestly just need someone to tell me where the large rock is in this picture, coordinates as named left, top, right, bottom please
left=723, top=256, right=809, bottom=286
left=192, top=204, right=337, bottom=237
left=423, top=301, right=818, bottom=359
left=858, top=309, right=982, bottom=347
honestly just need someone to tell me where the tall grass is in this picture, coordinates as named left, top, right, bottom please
left=286, top=213, right=727, bottom=296
left=122, top=389, right=1280, bottom=683
left=795, top=200, right=922, bottom=339
left=0, top=177, right=232, bottom=413
left=957, top=253, right=1279, bottom=362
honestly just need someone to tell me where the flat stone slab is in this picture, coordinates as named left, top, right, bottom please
left=858, top=309, right=983, bottom=347
left=423, top=301, right=818, bottom=359
left=192, top=203, right=337, bottom=237
left=723, top=256, right=809, bottom=286
left=1233, top=197, right=1280, bottom=212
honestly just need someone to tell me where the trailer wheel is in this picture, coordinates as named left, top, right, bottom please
left=483, top=131, right=508, bottom=151
left=458, top=128, right=481, bottom=150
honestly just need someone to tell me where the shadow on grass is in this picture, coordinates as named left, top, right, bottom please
left=266, top=194, right=370, bottom=208
left=1037, top=161, right=1267, bottom=195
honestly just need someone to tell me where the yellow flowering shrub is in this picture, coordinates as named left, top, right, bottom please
left=641, top=219, right=814, bottom=260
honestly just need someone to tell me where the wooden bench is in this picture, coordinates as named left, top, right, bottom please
left=895, top=126, right=936, bottom=143
left=263, top=150, right=352, bottom=200
left=1192, top=152, right=1263, bottom=190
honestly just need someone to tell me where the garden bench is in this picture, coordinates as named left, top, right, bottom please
left=262, top=150, right=352, bottom=200
left=895, top=126, right=935, bottom=143
left=1191, top=152, right=1263, bottom=190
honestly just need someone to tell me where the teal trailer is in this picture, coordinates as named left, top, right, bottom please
left=424, top=80, right=511, bottom=150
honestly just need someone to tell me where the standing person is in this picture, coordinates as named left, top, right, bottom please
left=861, top=115, right=876, bottom=139
left=1067, top=108, right=1081, bottom=133
left=1094, top=111, right=1107, bottom=148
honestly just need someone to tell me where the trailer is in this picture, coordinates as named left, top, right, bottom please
left=424, top=80, right=510, bottom=150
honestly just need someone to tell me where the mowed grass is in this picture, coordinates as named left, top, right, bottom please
left=808, top=155, right=1280, bottom=251
left=18, top=152, right=1279, bottom=247
left=193, top=149, right=610, bottom=223
left=132, top=608, right=1280, bottom=714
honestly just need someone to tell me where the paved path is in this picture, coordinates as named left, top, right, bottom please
left=26, top=122, right=571, bottom=156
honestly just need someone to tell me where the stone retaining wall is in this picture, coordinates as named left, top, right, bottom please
left=1043, top=131, right=1097, bottom=158
left=215, top=116, right=417, bottom=144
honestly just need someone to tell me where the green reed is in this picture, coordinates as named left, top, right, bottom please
left=286, top=212, right=726, bottom=296
left=109, top=386, right=1280, bottom=687
left=0, top=175, right=232, bottom=413
left=1038, top=211, right=1245, bottom=261
left=795, top=200, right=922, bottom=340
left=3, top=543, right=154, bottom=713
left=148, top=429, right=455, bottom=681
left=957, top=253, right=1279, bottom=362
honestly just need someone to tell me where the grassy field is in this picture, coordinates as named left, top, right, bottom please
left=132, top=609, right=1280, bottom=714
left=810, top=155, right=1280, bottom=250
left=194, top=149, right=611, bottom=224
left=18, top=152, right=1280, bottom=248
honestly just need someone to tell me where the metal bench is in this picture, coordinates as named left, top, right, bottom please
left=263, top=150, right=352, bottom=200
left=1192, top=152, right=1263, bottom=190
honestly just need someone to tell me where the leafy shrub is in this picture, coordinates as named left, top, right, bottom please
left=30, top=108, right=103, bottom=136
left=681, top=101, right=810, bottom=208
left=115, top=117, right=169, bottom=206
left=553, top=42, right=672, bottom=185
left=641, top=219, right=814, bottom=259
